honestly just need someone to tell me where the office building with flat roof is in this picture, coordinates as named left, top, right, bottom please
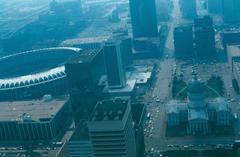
left=65, top=48, right=106, bottom=122
left=0, top=96, right=72, bottom=141
left=65, top=97, right=146, bottom=157
left=222, top=29, right=240, bottom=50
left=88, top=98, right=138, bottom=157
left=65, top=48, right=105, bottom=91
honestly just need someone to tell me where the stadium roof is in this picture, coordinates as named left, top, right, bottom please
left=0, top=47, right=81, bottom=90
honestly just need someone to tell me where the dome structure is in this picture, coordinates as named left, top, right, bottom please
left=187, top=73, right=206, bottom=108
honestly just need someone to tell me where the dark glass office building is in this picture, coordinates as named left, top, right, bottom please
left=174, top=25, right=194, bottom=59
left=120, top=37, right=133, bottom=67
left=194, top=16, right=216, bottom=59
left=129, top=0, right=158, bottom=38
left=103, top=41, right=126, bottom=88
left=65, top=48, right=105, bottom=120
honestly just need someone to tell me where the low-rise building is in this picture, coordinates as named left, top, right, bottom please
left=0, top=96, right=72, bottom=141
left=221, top=29, right=240, bottom=50
left=227, top=44, right=240, bottom=72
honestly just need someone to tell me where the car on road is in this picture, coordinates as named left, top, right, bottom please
left=230, top=98, right=235, bottom=102
left=216, top=144, right=224, bottom=149
left=183, top=145, right=189, bottom=149
left=167, top=145, right=173, bottom=148
left=234, top=113, right=238, bottom=120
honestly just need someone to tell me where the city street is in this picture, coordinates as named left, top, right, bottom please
left=145, top=0, right=181, bottom=151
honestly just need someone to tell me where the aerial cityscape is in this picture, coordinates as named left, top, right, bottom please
left=1, top=0, right=240, bottom=156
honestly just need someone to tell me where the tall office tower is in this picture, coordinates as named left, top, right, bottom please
left=65, top=48, right=105, bottom=122
left=222, top=0, right=240, bottom=23
left=207, top=0, right=222, bottom=13
left=174, top=25, right=194, bottom=59
left=194, top=16, right=216, bottom=59
left=112, top=29, right=133, bottom=68
left=87, top=98, right=138, bottom=157
left=120, top=37, right=133, bottom=68
left=179, top=0, right=197, bottom=20
left=129, top=0, right=158, bottom=38
left=103, top=41, right=126, bottom=89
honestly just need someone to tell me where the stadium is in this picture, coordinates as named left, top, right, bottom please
left=0, top=47, right=81, bottom=100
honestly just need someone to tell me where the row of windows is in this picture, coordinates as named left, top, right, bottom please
left=0, top=122, right=53, bottom=140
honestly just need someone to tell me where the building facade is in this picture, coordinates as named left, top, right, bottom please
left=129, top=0, right=158, bottom=38
left=174, top=25, right=194, bottom=59
left=67, top=121, right=93, bottom=157
left=87, top=98, right=138, bottom=157
left=119, top=37, right=133, bottom=68
left=0, top=97, right=72, bottom=141
left=194, top=16, right=216, bottom=59
left=65, top=48, right=106, bottom=122
left=103, top=41, right=126, bottom=89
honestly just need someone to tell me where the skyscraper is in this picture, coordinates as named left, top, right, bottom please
left=87, top=98, right=138, bottom=157
left=65, top=48, right=105, bottom=122
left=129, top=0, right=158, bottom=38
left=194, top=16, right=216, bottom=59
left=120, top=37, right=133, bottom=67
left=103, top=41, right=126, bottom=88
left=174, top=25, right=194, bottom=59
